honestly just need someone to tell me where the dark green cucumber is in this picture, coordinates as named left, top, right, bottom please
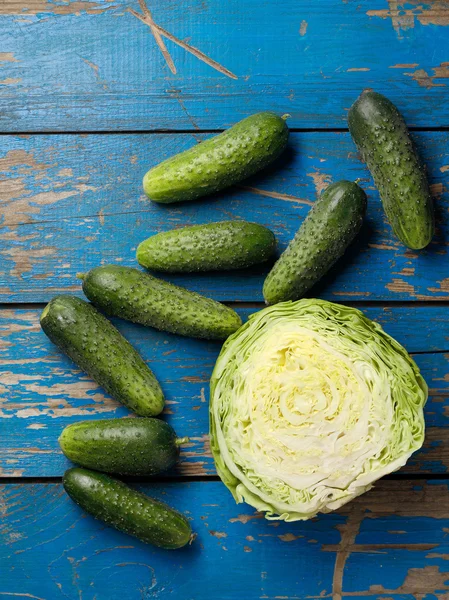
left=348, top=90, right=434, bottom=250
left=40, top=296, right=164, bottom=417
left=136, top=221, right=276, bottom=273
left=263, top=180, right=367, bottom=304
left=63, top=467, right=193, bottom=549
left=80, top=265, right=242, bottom=340
left=59, top=418, right=188, bottom=476
left=143, top=112, right=289, bottom=203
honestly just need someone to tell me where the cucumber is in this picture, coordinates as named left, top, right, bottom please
left=80, top=265, right=242, bottom=340
left=63, top=467, right=193, bottom=549
left=40, top=296, right=164, bottom=417
left=348, top=90, right=434, bottom=250
left=59, top=418, right=188, bottom=476
left=136, top=221, right=276, bottom=273
left=143, top=112, right=289, bottom=203
left=263, top=181, right=367, bottom=304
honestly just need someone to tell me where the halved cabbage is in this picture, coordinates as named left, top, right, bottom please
left=210, top=299, right=427, bottom=521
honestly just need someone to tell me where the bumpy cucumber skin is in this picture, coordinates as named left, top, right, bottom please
left=143, top=112, right=289, bottom=203
left=59, top=418, right=184, bottom=476
left=263, top=181, right=367, bottom=305
left=63, top=468, right=192, bottom=549
left=348, top=90, right=434, bottom=250
left=82, top=265, right=242, bottom=340
left=40, top=296, right=164, bottom=417
left=136, top=221, right=276, bottom=273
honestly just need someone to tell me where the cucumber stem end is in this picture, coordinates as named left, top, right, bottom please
left=175, top=436, right=190, bottom=446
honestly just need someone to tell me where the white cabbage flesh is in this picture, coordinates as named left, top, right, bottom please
left=210, top=299, right=427, bottom=521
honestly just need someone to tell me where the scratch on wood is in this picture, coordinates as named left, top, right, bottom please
left=128, top=1, right=237, bottom=79
left=200, top=387, right=206, bottom=403
left=56, top=168, right=73, bottom=177
left=431, top=182, right=445, bottom=196
left=368, top=243, right=398, bottom=251
left=176, top=460, right=209, bottom=476
left=417, top=2, right=449, bottom=26
left=389, top=63, right=419, bottom=68
left=229, top=513, right=264, bottom=524
left=0, top=467, right=25, bottom=477
left=345, top=565, right=449, bottom=597
left=81, top=58, right=109, bottom=90
left=332, top=291, right=371, bottom=297
left=166, top=88, right=202, bottom=139
left=2, top=190, right=77, bottom=228
left=393, top=267, right=415, bottom=276
left=239, top=185, right=314, bottom=206
left=181, top=375, right=204, bottom=383
left=0, top=149, right=51, bottom=172
left=131, top=1, right=176, bottom=74
left=2, top=246, right=56, bottom=279
left=331, top=507, right=364, bottom=600
left=0, top=78, right=21, bottom=85
left=278, top=533, right=303, bottom=542
left=405, top=64, right=448, bottom=89
left=307, top=170, right=332, bottom=196
left=415, top=69, right=445, bottom=92
left=324, top=542, right=438, bottom=553
left=386, top=278, right=415, bottom=295
left=0, top=53, right=18, bottom=63
left=347, top=68, right=370, bottom=72
left=428, top=278, right=449, bottom=294
left=299, top=20, right=308, bottom=36
left=209, top=530, right=227, bottom=539
left=367, top=1, right=449, bottom=37
left=98, top=208, right=105, bottom=226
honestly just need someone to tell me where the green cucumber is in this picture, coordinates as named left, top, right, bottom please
left=59, top=418, right=188, bottom=476
left=80, top=265, right=242, bottom=340
left=40, top=296, right=164, bottom=417
left=348, top=90, right=434, bottom=250
left=143, top=112, right=289, bottom=203
left=136, top=221, right=276, bottom=273
left=263, top=180, right=367, bottom=304
left=63, top=467, right=193, bottom=549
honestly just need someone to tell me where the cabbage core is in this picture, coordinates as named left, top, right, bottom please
left=210, top=299, right=427, bottom=521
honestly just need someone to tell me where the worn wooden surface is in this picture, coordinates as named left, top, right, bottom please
left=4, top=479, right=449, bottom=599
left=1, top=1, right=449, bottom=130
left=2, top=0, right=449, bottom=597
left=1, top=131, right=448, bottom=302
left=1, top=306, right=449, bottom=477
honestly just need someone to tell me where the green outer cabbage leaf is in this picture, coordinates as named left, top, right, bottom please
left=210, top=299, right=427, bottom=521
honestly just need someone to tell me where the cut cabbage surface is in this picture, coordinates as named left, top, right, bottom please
left=210, top=299, right=427, bottom=521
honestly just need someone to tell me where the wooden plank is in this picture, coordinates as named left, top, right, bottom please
left=1, top=1, right=449, bottom=131
left=1, top=131, right=448, bottom=302
left=1, top=306, right=449, bottom=478
left=2, top=479, right=449, bottom=599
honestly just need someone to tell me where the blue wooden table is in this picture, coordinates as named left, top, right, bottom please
left=1, top=1, right=449, bottom=597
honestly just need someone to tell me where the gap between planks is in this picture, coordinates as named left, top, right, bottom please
left=0, top=475, right=222, bottom=485
left=1, top=127, right=449, bottom=136
left=4, top=301, right=449, bottom=310
left=2, top=473, right=449, bottom=485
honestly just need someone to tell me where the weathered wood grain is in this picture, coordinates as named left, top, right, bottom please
left=1, top=1, right=449, bottom=131
left=1, top=306, right=448, bottom=477
left=1, top=131, right=448, bottom=302
left=3, top=479, right=449, bottom=599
